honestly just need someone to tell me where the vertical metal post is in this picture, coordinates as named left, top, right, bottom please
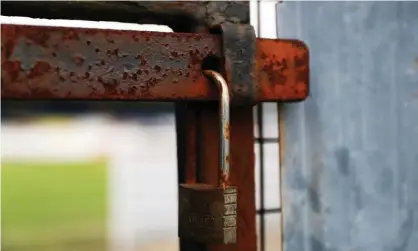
left=175, top=4, right=257, bottom=251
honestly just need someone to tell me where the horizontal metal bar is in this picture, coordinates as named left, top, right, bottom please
left=1, top=24, right=309, bottom=102
left=256, top=208, right=282, bottom=214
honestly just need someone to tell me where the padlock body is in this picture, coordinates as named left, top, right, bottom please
left=178, top=183, right=237, bottom=244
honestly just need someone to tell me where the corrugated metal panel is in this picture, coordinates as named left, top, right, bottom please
left=277, top=2, right=418, bottom=251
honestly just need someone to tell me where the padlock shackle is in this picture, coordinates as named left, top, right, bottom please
left=203, top=70, right=230, bottom=188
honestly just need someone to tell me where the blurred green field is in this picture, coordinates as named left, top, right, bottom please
left=1, top=161, right=108, bottom=251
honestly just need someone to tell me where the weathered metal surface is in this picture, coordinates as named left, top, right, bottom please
left=278, top=2, right=418, bottom=251
left=1, top=24, right=309, bottom=102
left=211, top=23, right=257, bottom=106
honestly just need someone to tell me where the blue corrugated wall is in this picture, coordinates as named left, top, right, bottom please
left=277, top=2, right=418, bottom=251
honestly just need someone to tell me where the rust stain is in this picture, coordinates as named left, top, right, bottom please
left=220, top=172, right=229, bottom=189
left=257, top=38, right=310, bottom=101
left=62, top=29, right=80, bottom=41
left=1, top=61, right=21, bottom=82
left=73, top=54, right=85, bottom=66
left=224, top=122, right=230, bottom=140
left=28, top=61, right=51, bottom=79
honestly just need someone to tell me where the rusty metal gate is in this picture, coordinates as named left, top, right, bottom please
left=3, top=1, right=417, bottom=251
left=1, top=1, right=310, bottom=251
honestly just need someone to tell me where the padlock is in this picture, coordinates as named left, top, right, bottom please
left=178, top=70, right=237, bottom=244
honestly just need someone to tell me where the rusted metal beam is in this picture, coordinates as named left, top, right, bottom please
left=1, top=24, right=309, bottom=102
